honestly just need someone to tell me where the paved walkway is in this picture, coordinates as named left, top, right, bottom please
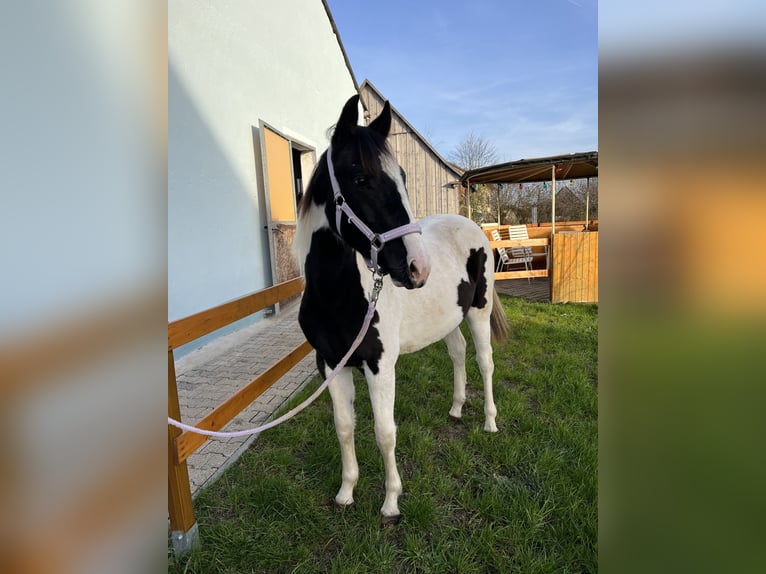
left=174, top=278, right=549, bottom=497
left=174, top=301, right=317, bottom=495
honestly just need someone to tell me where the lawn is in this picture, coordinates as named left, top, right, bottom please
left=169, top=295, right=597, bottom=573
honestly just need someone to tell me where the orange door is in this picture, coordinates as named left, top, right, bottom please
left=259, top=121, right=301, bottom=295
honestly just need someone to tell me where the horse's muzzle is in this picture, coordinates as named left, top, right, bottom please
left=390, top=260, right=429, bottom=289
left=400, top=232, right=430, bottom=289
left=408, top=260, right=429, bottom=288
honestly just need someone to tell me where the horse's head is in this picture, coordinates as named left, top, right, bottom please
left=324, top=95, right=430, bottom=289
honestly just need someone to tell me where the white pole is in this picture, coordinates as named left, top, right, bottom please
left=467, top=180, right=472, bottom=221
left=551, top=165, right=556, bottom=235
left=585, top=177, right=590, bottom=230
left=497, top=185, right=501, bottom=224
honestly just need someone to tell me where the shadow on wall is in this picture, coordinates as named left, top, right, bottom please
left=168, top=63, right=273, bottom=357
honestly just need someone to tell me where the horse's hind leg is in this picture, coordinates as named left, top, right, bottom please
left=328, top=367, right=358, bottom=506
left=444, top=327, right=467, bottom=420
left=466, top=311, right=498, bottom=432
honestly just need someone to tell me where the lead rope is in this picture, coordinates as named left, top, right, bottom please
left=167, top=273, right=384, bottom=438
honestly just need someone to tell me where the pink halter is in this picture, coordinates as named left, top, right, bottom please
left=326, top=145, right=422, bottom=275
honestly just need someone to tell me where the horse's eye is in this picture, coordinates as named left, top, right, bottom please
left=354, top=176, right=368, bottom=187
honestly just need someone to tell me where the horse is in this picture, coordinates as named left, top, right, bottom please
left=295, top=95, right=509, bottom=522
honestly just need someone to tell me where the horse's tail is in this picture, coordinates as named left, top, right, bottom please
left=490, top=289, right=509, bottom=345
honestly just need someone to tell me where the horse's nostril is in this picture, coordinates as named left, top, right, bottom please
left=409, top=261, right=429, bottom=288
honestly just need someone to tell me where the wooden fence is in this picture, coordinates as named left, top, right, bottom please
left=552, top=231, right=598, bottom=303
left=484, top=224, right=550, bottom=281
left=484, top=222, right=599, bottom=303
left=168, top=277, right=310, bottom=552
left=487, top=236, right=551, bottom=281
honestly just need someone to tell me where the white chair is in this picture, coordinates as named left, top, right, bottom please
left=511, top=224, right=550, bottom=274
left=491, top=228, right=533, bottom=281
left=491, top=226, right=549, bottom=282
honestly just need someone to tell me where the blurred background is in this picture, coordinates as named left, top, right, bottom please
left=600, top=2, right=766, bottom=573
left=0, top=1, right=764, bottom=572
left=0, top=2, right=166, bottom=572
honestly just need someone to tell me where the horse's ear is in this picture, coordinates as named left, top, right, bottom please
left=333, top=95, right=360, bottom=141
left=369, top=100, right=391, bottom=138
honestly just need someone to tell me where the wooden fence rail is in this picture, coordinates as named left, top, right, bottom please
left=487, top=237, right=551, bottom=280
left=168, top=276, right=310, bottom=555
left=168, top=277, right=305, bottom=350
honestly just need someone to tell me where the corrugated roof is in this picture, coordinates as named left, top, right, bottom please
left=461, top=151, right=598, bottom=185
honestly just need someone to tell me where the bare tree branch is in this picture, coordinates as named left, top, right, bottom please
left=449, top=132, right=498, bottom=171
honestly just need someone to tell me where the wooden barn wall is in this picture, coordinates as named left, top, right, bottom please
left=362, top=89, right=459, bottom=218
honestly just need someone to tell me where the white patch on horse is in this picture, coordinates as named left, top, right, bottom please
left=293, top=195, right=328, bottom=275
left=380, top=152, right=430, bottom=283
left=380, top=152, right=414, bottom=221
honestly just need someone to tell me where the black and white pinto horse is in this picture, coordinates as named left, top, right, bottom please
left=296, top=95, right=508, bottom=522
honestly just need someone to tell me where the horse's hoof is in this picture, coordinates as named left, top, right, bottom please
left=381, top=513, right=401, bottom=526
left=334, top=496, right=354, bottom=509
left=448, top=413, right=462, bottom=424
left=484, top=422, right=498, bottom=432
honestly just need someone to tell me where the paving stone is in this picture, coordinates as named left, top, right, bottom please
left=171, top=301, right=317, bottom=496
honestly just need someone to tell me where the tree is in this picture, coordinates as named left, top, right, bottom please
left=449, top=132, right=498, bottom=171
left=450, top=133, right=499, bottom=223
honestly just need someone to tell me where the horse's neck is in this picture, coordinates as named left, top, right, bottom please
left=297, top=209, right=384, bottom=375
left=307, top=228, right=355, bottom=277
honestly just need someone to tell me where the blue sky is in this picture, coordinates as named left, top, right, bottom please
left=326, top=0, right=597, bottom=163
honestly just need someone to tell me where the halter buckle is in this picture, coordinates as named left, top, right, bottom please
left=370, top=234, right=384, bottom=250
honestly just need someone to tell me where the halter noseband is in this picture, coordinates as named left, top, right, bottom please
left=326, top=145, right=422, bottom=276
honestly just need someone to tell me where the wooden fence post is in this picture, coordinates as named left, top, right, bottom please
left=165, top=277, right=307, bottom=556
left=168, top=350, right=198, bottom=556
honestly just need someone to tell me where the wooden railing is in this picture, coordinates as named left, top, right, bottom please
left=487, top=237, right=551, bottom=280
left=168, top=277, right=311, bottom=551
left=482, top=222, right=599, bottom=303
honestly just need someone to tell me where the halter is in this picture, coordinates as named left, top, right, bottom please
left=326, top=145, right=422, bottom=276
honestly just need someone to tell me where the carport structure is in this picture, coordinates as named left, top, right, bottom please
left=461, top=151, right=598, bottom=303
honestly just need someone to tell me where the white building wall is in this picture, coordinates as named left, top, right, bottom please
left=169, top=0, right=356, bottom=340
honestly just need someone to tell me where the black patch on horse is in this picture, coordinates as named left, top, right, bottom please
left=298, top=228, right=384, bottom=375
left=457, top=247, right=489, bottom=316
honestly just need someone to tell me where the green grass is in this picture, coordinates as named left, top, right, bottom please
left=169, top=296, right=597, bottom=573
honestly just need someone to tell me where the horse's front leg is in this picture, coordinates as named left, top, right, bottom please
left=364, top=361, right=402, bottom=522
left=328, top=366, right=358, bottom=507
